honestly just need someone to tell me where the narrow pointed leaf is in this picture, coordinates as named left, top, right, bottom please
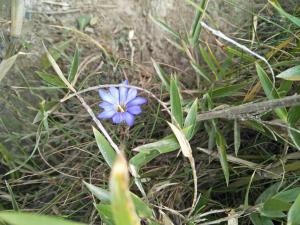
left=68, top=47, right=80, bottom=82
left=110, top=154, right=140, bottom=225
left=92, top=126, right=116, bottom=168
left=0, top=212, right=86, bottom=225
left=277, top=65, right=300, bottom=81
left=170, top=77, right=183, bottom=127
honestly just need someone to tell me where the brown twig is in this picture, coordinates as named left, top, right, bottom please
left=197, top=94, right=300, bottom=121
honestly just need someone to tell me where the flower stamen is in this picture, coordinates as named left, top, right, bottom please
left=116, top=104, right=126, bottom=112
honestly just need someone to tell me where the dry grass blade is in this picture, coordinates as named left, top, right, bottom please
left=167, top=122, right=197, bottom=216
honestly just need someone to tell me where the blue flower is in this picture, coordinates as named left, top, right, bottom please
left=98, top=80, right=147, bottom=127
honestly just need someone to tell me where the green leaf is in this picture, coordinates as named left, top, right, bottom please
left=190, top=61, right=211, bottom=82
left=277, top=65, right=300, bottom=81
left=92, top=126, right=116, bottom=168
left=149, top=15, right=180, bottom=39
left=40, top=40, right=70, bottom=69
left=275, top=188, right=300, bottom=202
left=0, top=143, right=13, bottom=163
left=130, top=126, right=193, bottom=172
left=5, top=181, right=19, bottom=211
left=189, top=0, right=208, bottom=46
left=0, top=53, right=19, bottom=83
left=269, top=0, right=300, bottom=27
left=68, top=47, right=80, bottom=82
left=199, top=45, right=217, bottom=76
left=288, top=106, right=300, bottom=149
left=110, top=154, right=140, bottom=225
left=211, top=82, right=248, bottom=98
left=0, top=212, right=86, bottom=225
left=256, top=63, right=288, bottom=121
left=288, top=193, right=300, bottom=225
left=250, top=213, right=274, bottom=225
left=36, top=71, right=66, bottom=87
left=83, top=181, right=111, bottom=203
left=84, top=183, right=153, bottom=219
left=255, top=182, right=281, bottom=204
left=234, top=119, right=241, bottom=156
left=77, top=15, right=92, bottom=31
left=184, top=99, right=199, bottom=138
left=216, top=130, right=229, bottom=185
left=170, top=77, right=183, bottom=127
left=260, top=198, right=290, bottom=218
left=96, top=204, right=115, bottom=225
left=151, top=58, right=170, bottom=90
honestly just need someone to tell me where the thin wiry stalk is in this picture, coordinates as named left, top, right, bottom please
left=200, top=21, right=275, bottom=84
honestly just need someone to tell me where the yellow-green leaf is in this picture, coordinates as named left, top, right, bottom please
left=277, top=65, right=300, bottom=81
left=110, top=154, right=140, bottom=225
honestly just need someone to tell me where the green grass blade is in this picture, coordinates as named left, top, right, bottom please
left=0, top=212, right=86, bottom=225
left=216, top=130, right=229, bottom=186
left=110, top=154, right=140, bottom=225
left=288, top=106, right=300, bottom=149
left=68, top=46, right=80, bottom=82
left=92, top=126, right=116, bottom=168
left=234, top=119, right=241, bottom=156
left=151, top=58, right=170, bottom=90
left=276, top=65, right=300, bottom=81
left=170, top=77, right=183, bottom=127
left=5, top=181, right=19, bottom=211
left=149, top=15, right=180, bottom=39
left=269, top=0, right=300, bottom=27
left=256, top=63, right=288, bottom=121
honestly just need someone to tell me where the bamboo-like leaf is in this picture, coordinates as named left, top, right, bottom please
left=149, top=15, right=180, bottom=39
left=288, top=106, right=300, bottom=149
left=151, top=58, right=170, bottom=90
left=92, top=126, right=116, bottom=168
left=36, top=71, right=66, bottom=87
left=190, top=61, right=211, bottom=82
left=0, top=53, right=19, bottom=83
left=110, top=154, right=140, bottom=225
left=96, top=204, right=115, bottom=225
left=256, top=63, right=287, bottom=122
left=170, top=77, right=183, bottom=127
left=216, top=130, right=229, bottom=185
left=184, top=99, right=199, bottom=138
left=68, top=47, right=80, bottom=83
left=269, top=0, right=300, bottom=27
left=277, top=65, right=300, bottom=81
left=84, top=182, right=153, bottom=219
left=0, top=212, right=86, bottom=225
left=234, top=119, right=241, bottom=156
left=43, top=43, right=76, bottom=92
left=83, top=181, right=111, bottom=203
left=130, top=126, right=193, bottom=173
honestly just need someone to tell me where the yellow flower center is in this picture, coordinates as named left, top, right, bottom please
left=116, top=104, right=126, bottom=112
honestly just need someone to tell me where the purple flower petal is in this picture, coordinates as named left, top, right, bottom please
left=127, top=105, right=142, bottom=115
left=99, top=102, right=115, bottom=109
left=99, top=90, right=117, bottom=104
left=109, top=87, right=120, bottom=104
left=119, top=80, right=128, bottom=104
left=112, top=112, right=125, bottom=124
left=127, top=97, right=147, bottom=106
left=125, top=88, right=137, bottom=104
left=124, top=112, right=135, bottom=127
left=98, top=110, right=116, bottom=119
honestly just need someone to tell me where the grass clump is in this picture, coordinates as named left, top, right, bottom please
left=1, top=0, right=300, bottom=225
